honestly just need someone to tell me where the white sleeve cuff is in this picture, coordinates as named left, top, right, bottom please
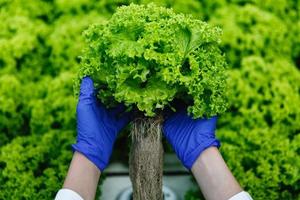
left=55, top=189, right=84, bottom=200
left=228, top=191, right=253, bottom=200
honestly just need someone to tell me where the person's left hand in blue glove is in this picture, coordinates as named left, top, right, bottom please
left=55, top=77, right=131, bottom=200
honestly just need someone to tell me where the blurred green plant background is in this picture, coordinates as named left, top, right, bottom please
left=0, top=0, right=299, bottom=199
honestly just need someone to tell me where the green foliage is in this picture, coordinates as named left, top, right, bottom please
left=0, top=0, right=54, bottom=21
left=198, top=0, right=299, bottom=21
left=27, top=72, right=77, bottom=135
left=210, top=5, right=291, bottom=67
left=0, top=72, right=76, bottom=147
left=0, top=131, right=74, bottom=200
left=250, top=0, right=299, bottom=22
left=138, top=0, right=203, bottom=19
left=0, top=75, right=23, bottom=145
left=219, top=57, right=300, bottom=199
left=78, top=4, right=227, bottom=118
left=220, top=56, right=300, bottom=136
left=0, top=12, right=48, bottom=78
left=198, top=0, right=300, bottom=66
left=47, top=12, right=107, bottom=75
left=216, top=128, right=300, bottom=200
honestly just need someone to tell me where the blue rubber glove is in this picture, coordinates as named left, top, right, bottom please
left=72, top=77, right=131, bottom=171
left=163, top=110, right=220, bottom=170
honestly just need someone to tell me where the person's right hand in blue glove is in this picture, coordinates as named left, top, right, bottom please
left=163, top=110, right=220, bottom=170
left=163, top=111, right=254, bottom=200
left=72, top=76, right=131, bottom=172
left=56, top=77, right=131, bottom=200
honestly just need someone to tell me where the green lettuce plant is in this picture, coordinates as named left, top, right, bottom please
left=0, top=0, right=54, bottom=21
left=0, top=13, right=47, bottom=76
left=217, top=127, right=300, bottom=200
left=0, top=75, right=23, bottom=146
left=47, top=13, right=107, bottom=75
left=220, top=56, right=300, bottom=199
left=77, top=3, right=227, bottom=118
left=220, top=56, right=300, bottom=136
left=27, top=72, right=77, bottom=135
left=138, top=0, right=204, bottom=19
left=0, top=131, right=74, bottom=200
left=209, top=5, right=292, bottom=67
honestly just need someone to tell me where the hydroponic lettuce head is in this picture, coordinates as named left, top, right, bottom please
left=77, top=3, right=227, bottom=118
